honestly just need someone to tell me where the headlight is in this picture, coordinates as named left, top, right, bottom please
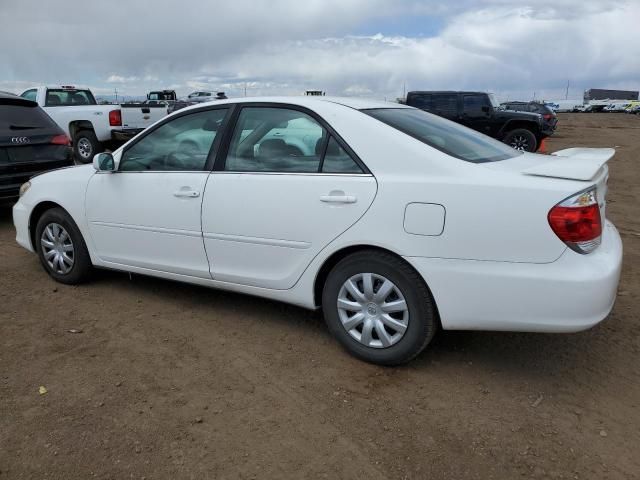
left=19, top=181, right=31, bottom=197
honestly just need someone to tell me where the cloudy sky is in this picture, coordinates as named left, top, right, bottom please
left=1, top=0, right=638, bottom=102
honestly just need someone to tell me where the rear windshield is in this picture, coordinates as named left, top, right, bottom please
left=0, top=104, right=59, bottom=136
left=45, top=89, right=96, bottom=106
left=364, top=108, right=520, bottom=163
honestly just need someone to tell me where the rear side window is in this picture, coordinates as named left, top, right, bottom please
left=0, top=104, right=59, bottom=136
left=364, top=108, right=519, bottom=163
left=431, top=94, right=458, bottom=116
left=321, top=137, right=363, bottom=174
left=45, top=89, right=96, bottom=106
left=408, top=94, right=432, bottom=110
left=225, top=107, right=325, bottom=173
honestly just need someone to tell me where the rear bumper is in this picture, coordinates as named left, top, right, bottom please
left=405, top=220, right=623, bottom=333
left=111, top=129, right=143, bottom=142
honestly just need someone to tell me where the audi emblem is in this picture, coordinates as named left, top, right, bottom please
left=11, top=136, right=30, bottom=144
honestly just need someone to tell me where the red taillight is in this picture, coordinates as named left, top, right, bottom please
left=548, top=188, right=602, bottom=254
left=109, top=109, right=122, bottom=127
left=543, top=114, right=553, bottom=120
left=51, top=134, right=71, bottom=145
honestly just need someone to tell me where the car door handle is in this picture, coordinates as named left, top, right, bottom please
left=320, top=194, right=357, bottom=204
left=173, top=189, right=200, bottom=198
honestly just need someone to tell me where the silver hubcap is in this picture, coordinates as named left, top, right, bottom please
left=77, top=138, right=92, bottom=159
left=41, top=223, right=74, bottom=274
left=510, top=135, right=530, bottom=151
left=337, top=273, right=409, bottom=349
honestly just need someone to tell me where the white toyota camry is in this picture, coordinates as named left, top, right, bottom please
left=13, top=97, right=623, bottom=365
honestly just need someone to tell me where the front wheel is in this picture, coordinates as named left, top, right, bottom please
left=322, top=251, right=438, bottom=365
left=503, top=128, right=537, bottom=152
left=35, top=208, right=93, bottom=284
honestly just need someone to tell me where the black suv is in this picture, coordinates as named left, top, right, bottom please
left=405, top=91, right=551, bottom=152
left=1, top=92, right=73, bottom=203
left=501, top=101, right=558, bottom=133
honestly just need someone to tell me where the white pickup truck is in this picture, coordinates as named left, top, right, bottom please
left=20, top=85, right=154, bottom=162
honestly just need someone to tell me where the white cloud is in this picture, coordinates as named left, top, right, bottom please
left=0, top=0, right=637, bottom=101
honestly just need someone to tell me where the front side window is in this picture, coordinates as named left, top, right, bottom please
left=365, top=108, right=519, bottom=163
left=225, top=107, right=326, bottom=173
left=463, top=95, right=490, bottom=114
left=20, top=89, right=37, bottom=102
left=119, top=108, right=228, bottom=171
left=45, top=89, right=96, bottom=106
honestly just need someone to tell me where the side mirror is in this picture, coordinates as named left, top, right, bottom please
left=481, top=105, right=491, bottom=113
left=93, top=152, right=115, bottom=172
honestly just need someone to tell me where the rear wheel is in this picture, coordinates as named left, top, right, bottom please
left=503, top=128, right=537, bottom=152
left=73, top=129, right=101, bottom=163
left=322, top=251, right=437, bottom=365
left=35, top=208, right=92, bottom=284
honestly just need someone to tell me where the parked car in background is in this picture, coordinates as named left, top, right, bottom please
left=167, top=100, right=199, bottom=114
left=187, top=91, right=228, bottom=103
left=624, top=100, right=640, bottom=112
left=501, top=101, right=558, bottom=133
left=117, top=91, right=177, bottom=141
left=1, top=92, right=73, bottom=203
left=543, top=100, right=583, bottom=113
left=19, top=86, right=133, bottom=163
left=13, top=97, right=622, bottom=365
left=405, top=91, right=550, bottom=152
left=604, top=103, right=631, bottom=112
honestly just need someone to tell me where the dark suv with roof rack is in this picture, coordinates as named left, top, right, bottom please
left=405, top=91, right=552, bottom=152
left=0, top=92, right=73, bottom=203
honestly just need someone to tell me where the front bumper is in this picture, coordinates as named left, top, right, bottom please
left=405, top=220, right=623, bottom=333
left=13, top=200, right=33, bottom=252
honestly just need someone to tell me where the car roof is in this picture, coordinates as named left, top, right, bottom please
left=177, top=96, right=409, bottom=115
left=0, top=91, right=37, bottom=106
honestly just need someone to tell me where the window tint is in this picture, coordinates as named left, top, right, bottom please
left=431, top=94, right=458, bottom=116
left=365, top=108, right=519, bottom=163
left=0, top=104, right=59, bottom=136
left=322, top=137, right=363, bottom=173
left=463, top=95, right=490, bottom=113
left=408, top=94, right=432, bottom=110
left=119, top=108, right=227, bottom=171
left=225, top=107, right=325, bottom=172
left=45, top=89, right=96, bottom=106
left=20, top=89, right=37, bottom=102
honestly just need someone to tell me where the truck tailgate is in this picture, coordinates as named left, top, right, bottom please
left=120, top=104, right=168, bottom=130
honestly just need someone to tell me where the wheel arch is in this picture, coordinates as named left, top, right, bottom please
left=68, top=120, right=95, bottom=140
left=312, top=244, right=441, bottom=326
left=499, top=120, right=539, bottom=138
left=28, top=201, right=68, bottom=250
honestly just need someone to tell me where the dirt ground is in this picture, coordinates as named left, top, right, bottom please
left=1, top=113, right=639, bottom=479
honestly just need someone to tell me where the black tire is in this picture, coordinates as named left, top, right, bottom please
left=503, top=128, right=537, bottom=152
left=322, top=250, right=438, bottom=365
left=35, top=207, right=92, bottom=284
left=73, top=129, right=101, bottom=163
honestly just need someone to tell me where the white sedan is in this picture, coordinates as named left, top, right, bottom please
left=13, top=97, right=623, bottom=365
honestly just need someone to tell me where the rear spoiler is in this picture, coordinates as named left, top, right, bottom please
left=523, top=148, right=615, bottom=181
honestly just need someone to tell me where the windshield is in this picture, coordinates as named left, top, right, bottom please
left=488, top=93, right=500, bottom=108
left=45, top=89, right=96, bottom=106
left=364, top=108, right=520, bottom=163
